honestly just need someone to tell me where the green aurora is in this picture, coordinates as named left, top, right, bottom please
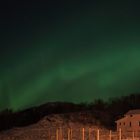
left=0, top=0, right=140, bottom=111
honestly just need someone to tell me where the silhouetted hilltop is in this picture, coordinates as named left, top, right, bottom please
left=0, top=93, right=140, bottom=132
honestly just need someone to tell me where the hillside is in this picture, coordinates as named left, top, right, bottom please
left=0, top=93, right=140, bottom=139
left=0, top=112, right=108, bottom=140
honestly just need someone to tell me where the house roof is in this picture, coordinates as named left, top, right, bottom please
left=116, top=109, right=140, bottom=122
left=125, top=109, right=140, bottom=115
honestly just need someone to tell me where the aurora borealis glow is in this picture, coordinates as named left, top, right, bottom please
left=1, top=0, right=140, bottom=111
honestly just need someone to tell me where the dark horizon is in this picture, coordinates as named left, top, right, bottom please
left=0, top=93, right=140, bottom=132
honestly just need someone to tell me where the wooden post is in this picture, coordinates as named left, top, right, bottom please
left=109, top=130, right=112, bottom=140
left=56, top=129, right=59, bottom=140
left=68, top=128, right=70, bottom=140
left=97, top=129, right=99, bottom=140
left=119, top=128, right=121, bottom=140
left=70, top=128, right=72, bottom=140
left=88, top=128, right=91, bottom=140
left=82, top=128, right=85, bottom=140
left=132, top=131, right=135, bottom=140
left=60, top=127, right=62, bottom=140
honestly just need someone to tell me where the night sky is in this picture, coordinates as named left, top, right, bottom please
left=1, top=0, right=140, bottom=111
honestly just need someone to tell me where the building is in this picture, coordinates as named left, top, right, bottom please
left=116, top=109, right=140, bottom=132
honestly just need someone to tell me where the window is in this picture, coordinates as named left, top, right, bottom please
left=130, top=122, right=131, bottom=127
left=124, top=122, right=125, bottom=125
left=130, top=115, right=133, bottom=117
left=139, top=121, right=140, bottom=126
left=120, top=122, right=121, bottom=125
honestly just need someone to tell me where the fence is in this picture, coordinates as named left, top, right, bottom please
left=46, top=128, right=140, bottom=140
left=1, top=127, right=140, bottom=140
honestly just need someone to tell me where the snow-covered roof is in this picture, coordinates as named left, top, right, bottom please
left=125, top=109, right=140, bottom=115
left=116, top=109, right=140, bottom=122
